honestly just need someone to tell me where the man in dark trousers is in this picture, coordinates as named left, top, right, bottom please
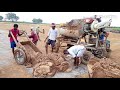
left=44, top=23, right=58, bottom=54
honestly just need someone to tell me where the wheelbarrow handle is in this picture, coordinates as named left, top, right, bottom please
left=10, top=31, right=17, bottom=44
left=23, top=31, right=32, bottom=41
left=10, top=31, right=22, bottom=48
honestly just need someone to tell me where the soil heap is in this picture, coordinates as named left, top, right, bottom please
left=91, top=59, right=120, bottom=78
left=32, top=53, right=70, bottom=78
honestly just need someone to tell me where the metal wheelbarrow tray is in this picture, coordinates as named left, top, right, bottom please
left=10, top=31, right=42, bottom=65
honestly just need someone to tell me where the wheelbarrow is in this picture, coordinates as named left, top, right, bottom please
left=10, top=31, right=42, bottom=65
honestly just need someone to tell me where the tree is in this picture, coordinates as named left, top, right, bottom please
left=32, top=18, right=43, bottom=24
left=14, top=16, right=19, bottom=21
left=0, top=16, right=3, bottom=21
left=6, top=13, right=19, bottom=22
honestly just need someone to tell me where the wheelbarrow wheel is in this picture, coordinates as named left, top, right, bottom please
left=14, top=49, right=26, bottom=65
left=81, top=51, right=93, bottom=65
left=95, top=49, right=108, bottom=58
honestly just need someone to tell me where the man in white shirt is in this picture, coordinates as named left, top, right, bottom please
left=64, top=44, right=86, bottom=68
left=44, top=23, right=58, bottom=54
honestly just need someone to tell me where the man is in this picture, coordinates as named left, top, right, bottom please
left=44, top=23, right=58, bottom=54
left=35, top=26, right=44, bottom=41
left=94, top=15, right=97, bottom=19
left=8, top=24, right=23, bottom=55
left=96, top=17, right=101, bottom=22
left=99, top=30, right=110, bottom=46
left=29, top=27, right=39, bottom=45
left=63, top=44, right=86, bottom=68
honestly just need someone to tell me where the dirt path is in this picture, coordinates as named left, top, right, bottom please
left=0, top=30, right=32, bottom=78
left=0, top=27, right=120, bottom=78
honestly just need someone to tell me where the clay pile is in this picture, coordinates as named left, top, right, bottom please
left=32, top=53, right=70, bottom=78
left=65, top=19, right=84, bottom=30
left=91, top=59, right=120, bottom=78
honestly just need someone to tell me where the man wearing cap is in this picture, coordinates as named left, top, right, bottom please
left=44, top=23, right=58, bottom=54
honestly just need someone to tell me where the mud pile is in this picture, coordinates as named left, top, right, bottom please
left=32, top=53, right=70, bottom=78
left=91, top=59, right=120, bottom=78
left=65, top=19, right=84, bottom=30
left=33, top=58, right=56, bottom=78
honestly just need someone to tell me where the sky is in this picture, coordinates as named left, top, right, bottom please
left=0, top=12, right=120, bottom=26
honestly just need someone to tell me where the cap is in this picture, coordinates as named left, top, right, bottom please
left=51, top=23, right=56, bottom=27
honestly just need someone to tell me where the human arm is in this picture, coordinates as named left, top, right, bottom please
left=44, top=30, right=50, bottom=42
left=18, top=30, right=24, bottom=36
left=8, top=30, right=11, bottom=37
left=39, top=29, right=43, bottom=33
left=67, top=49, right=76, bottom=58
left=55, top=30, right=58, bottom=39
left=44, top=36, right=49, bottom=42
left=29, top=32, right=34, bottom=38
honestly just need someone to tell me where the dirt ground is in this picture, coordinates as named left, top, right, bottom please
left=0, top=22, right=120, bottom=78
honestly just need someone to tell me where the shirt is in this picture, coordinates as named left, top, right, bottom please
left=36, top=27, right=40, bottom=34
left=99, top=33, right=105, bottom=41
left=67, top=45, right=86, bottom=58
left=29, top=31, right=38, bottom=43
left=48, top=28, right=58, bottom=40
left=9, top=28, right=20, bottom=42
left=96, top=18, right=101, bottom=22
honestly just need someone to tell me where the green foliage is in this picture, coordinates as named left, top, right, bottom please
left=0, top=16, right=3, bottom=21
left=6, top=13, right=19, bottom=22
left=32, top=18, right=43, bottom=24
left=110, top=27, right=120, bottom=30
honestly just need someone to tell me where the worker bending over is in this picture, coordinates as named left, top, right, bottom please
left=64, top=44, right=86, bottom=68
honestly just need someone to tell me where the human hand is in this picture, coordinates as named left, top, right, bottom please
left=44, top=39, right=46, bottom=42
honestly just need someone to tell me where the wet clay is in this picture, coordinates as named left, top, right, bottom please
left=32, top=53, right=70, bottom=78
left=20, top=45, right=70, bottom=78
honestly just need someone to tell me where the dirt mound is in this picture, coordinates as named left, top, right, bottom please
left=33, top=53, right=70, bottom=78
left=65, top=19, right=84, bottom=30
left=33, top=60, right=56, bottom=78
left=91, top=59, right=120, bottom=78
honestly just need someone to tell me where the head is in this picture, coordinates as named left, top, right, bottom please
left=13, top=24, right=18, bottom=30
left=31, top=27, right=34, bottom=31
left=51, top=23, right=56, bottom=29
left=94, top=15, right=97, bottom=19
left=63, top=49, right=69, bottom=55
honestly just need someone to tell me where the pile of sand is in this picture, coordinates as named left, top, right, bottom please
left=32, top=53, right=70, bottom=78
left=62, top=19, right=84, bottom=30
left=91, top=59, right=120, bottom=78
